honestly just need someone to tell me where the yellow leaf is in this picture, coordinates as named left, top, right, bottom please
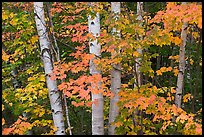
left=114, top=121, right=122, bottom=127
left=53, top=127, right=58, bottom=132
left=29, top=97, right=33, bottom=101
left=21, top=97, right=27, bottom=102
left=148, top=69, right=154, bottom=73
left=122, top=84, right=128, bottom=88
left=2, top=118, right=5, bottom=126
left=169, top=56, right=173, bottom=59
left=39, top=111, right=45, bottom=117
left=2, top=11, right=9, bottom=20
left=33, top=95, right=37, bottom=100
left=170, top=87, right=176, bottom=93
left=190, top=59, right=194, bottom=65
left=174, top=37, right=181, bottom=45
left=192, top=32, right=199, bottom=39
left=2, top=104, right=4, bottom=111
left=28, top=76, right=35, bottom=81
left=10, top=18, right=18, bottom=26
left=31, top=36, right=38, bottom=44
left=157, top=88, right=164, bottom=93
left=133, top=51, right=139, bottom=57
left=2, top=52, right=10, bottom=61
left=9, top=103, right=13, bottom=106
left=153, top=86, right=157, bottom=91
left=66, top=30, right=70, bottom=35
left=173, top=68, right=179, bottom=76
left=27, top=69, right=33, bottom=74
left=156, top=70, right=162, bottom=75
left=166, top=66, right=172, bottom=71
left=171, top=55, right=179, bottom=60
left=171, top=96, right=174, bottom=101
left=167, top=96, right=171, bottom=101
left=24, top=109, right=30, bottom=113
left=160, top=67, right=166, bottom=72
left=10, top=12, right=14, bottom=18
left=39, top=75, right=45, bottom=82
left=183, top=93, right=191, bottom=103
left=18, top=41, right=23, bottom=45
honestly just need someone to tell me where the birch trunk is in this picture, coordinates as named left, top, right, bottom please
left=135, top=2, right=143, bottom=87
left=175, top=2, right=188, bottom=108
left=34, top=2, right=65, bottom=135
left=108, top=2, right=121, bottom=135
left=132, top=3, right=144, bottom=135
left=88, top=6, right=104, bottom=135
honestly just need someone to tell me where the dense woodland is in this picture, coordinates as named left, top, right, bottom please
left=2, top=2, right=202, bottom=135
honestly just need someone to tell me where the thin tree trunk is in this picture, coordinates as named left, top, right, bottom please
left=175, top=2, right=188, bottom=108
left=108, top=2, right=121, bottom=135
left=34, top=2, right=65, bottom=135
left=63, top=93, right=72, bottom=135
left=186, top=33, right=193, bottom=113
left=88, top=3, right=104, bottom=135
left=132, top=2, right=144, bottom=135
left=135, top=2, right=143, bottom=87
left=45, top=2, right=60, bottom=61
left=45, top=2, right=72, bottom=135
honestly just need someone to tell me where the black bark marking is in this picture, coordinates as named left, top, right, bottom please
left=90, top=43, right=94, bottom=46
left=179, top=70, right=184, bottom=75
left=55, top=111, right=61, bottom=115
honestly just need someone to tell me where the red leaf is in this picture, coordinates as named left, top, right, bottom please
left=72, top=37, right=78, bottom=42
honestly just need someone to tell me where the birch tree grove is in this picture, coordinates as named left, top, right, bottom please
left=175, top=2, right=188, bottom=108
left=2, top=2, right=202, bottom=135
left=88, top=4, right=104, bottom=135
left=108, top=2, right=121, bottom=135
left=34, top=2, right=65, bottom=135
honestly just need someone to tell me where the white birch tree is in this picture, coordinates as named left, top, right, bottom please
left=108, top=2, right=121, bottom=135
left=34, top=2, right=65, bottom=135
left=175, top=2, right=188, bottom=108
left=132, top=3, right=144, bottom=134
left=88, top=3, right=104, bottom=135
left=135, top=2, right=143, bottom=87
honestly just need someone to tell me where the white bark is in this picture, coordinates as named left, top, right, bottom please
left=88, top=10, right=104, bottom=135
left=132, top=3, right=144, bottom=132
left=108, top=2, right=121, bottom=135
left=135, top=2, right=144, bottom=87
left=175, top=2, right=188, bottom=108
left=34, top=2, right=65, bottom=135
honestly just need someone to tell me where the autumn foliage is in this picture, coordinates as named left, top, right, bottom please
left=2, top=2, right=202, bottom=135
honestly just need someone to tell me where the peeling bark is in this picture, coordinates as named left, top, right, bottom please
left=88, top=4, right=104, bottom=134
left=175, top=2, right=188, bottom=108
left=34, top=2, right=65, bottom=135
